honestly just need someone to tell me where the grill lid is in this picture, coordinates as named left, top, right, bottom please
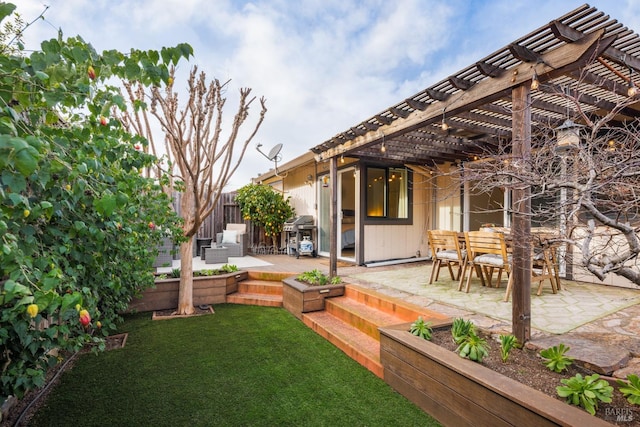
left=284, top=215, right=315, bottom=231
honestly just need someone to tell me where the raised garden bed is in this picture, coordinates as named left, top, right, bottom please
left=127, top=271, right=248, bottom=312
left=379, top=323, right=617, bottom=427
left=282, top=276, right=345, bottom=320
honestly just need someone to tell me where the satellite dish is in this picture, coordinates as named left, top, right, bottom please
left=267, top=143, right=283, bottom=161
left=256, top=142, right=287, bottom=177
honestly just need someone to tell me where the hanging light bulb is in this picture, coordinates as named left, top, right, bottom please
left=380, top=142, right=386, bottom=153
left=629, top=80, right=637, bottom=97
left=628, top=66, right=638, bottom=97
left=340, top=154, right=345, bottom=163
left=441, top=108, right=449, bottom=131
left=531, top=69, right=540, bottom=90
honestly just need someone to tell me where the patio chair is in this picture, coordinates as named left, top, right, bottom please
left=461, top=231, right=512, bottom=296
left=216, top=224, right=248, bottom=257
left=427, top=230, right=467, bottom=288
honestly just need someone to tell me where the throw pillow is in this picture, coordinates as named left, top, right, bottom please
left=222, top=230, right=238, bottom=244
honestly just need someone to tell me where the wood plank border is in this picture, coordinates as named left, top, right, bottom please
left=379, top=325, right=613, bottom=427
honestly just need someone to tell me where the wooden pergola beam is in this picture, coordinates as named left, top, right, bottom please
left=476, top=61, right=506, bottom=77
left=550, top=20, right=640, bottom=72
left=317, top=29, right=614, bottom=160
left=389, top=107, right=411, bottom=118
left=426, top=89, right=450, bottom=101
left=405, top=98, right=429, bottom=111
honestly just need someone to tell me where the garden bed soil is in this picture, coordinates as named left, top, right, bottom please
left=429, top=328, right=639, bottom=426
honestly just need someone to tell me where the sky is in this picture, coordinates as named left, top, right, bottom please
left=17, top=0, right=640, bottom=191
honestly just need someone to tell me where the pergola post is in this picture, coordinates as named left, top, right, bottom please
left=329, top=156, right=338, bottom=277
left=511, top=84, right=532, bottom=343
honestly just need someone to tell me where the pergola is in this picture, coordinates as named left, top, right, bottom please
left=310, top=4, right=640, bottom=342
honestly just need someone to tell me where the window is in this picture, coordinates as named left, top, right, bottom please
left=366, top=166, right=409, bottom=219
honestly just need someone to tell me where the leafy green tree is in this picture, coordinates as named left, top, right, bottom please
left=236, top=184, right=295, bottom=248
left=0, top=2, right=188, bottom=400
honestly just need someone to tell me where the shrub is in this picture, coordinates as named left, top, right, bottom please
left=296, top=269, right=340, bottom=286
left=557, top=373, right=613, bottom=415
left=451, top=318, right=475, bottom=344
left=220, top=264, right=239, bottom=273
left=499, top=334, right=518, bottom=362
left=540, top=343, right=573, bottom=373
left=0, top=4, right=189, bottom=400
left=409, top=317, right=432, bottom=340
left=617, top=374, right=640, bottom=405
left=456, top=331, right=489, bottom=362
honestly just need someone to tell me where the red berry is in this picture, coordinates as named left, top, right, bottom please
left=88, top=66, right=96, bottom=80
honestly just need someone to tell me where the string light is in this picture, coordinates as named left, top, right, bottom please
left=628, top=80, right=637, bottom=97
left=628, top=66, right=637, bottom=97
left=441, top=108, right=449, bottom=131
left=531, top=69, right=540, bottom=90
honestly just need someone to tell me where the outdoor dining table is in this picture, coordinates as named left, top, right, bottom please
left=478, top=226, right=561, bottom=296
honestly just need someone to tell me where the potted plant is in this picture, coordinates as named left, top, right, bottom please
left=282, top=269, right=345, bottom=319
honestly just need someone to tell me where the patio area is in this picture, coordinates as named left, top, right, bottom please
left=232, top=253, right=640, bottom=373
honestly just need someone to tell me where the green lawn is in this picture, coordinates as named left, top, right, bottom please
left=30, top=304, right=440, bottom=426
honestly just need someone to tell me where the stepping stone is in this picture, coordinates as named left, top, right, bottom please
left=527, top=334, right=629, bottom=376
left=613, top=357, right=640, bottom=379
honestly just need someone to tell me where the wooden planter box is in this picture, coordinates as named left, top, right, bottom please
left=127, top=271, right=248, bottom=312
left=378, top=324, right=613, bottom=427
left=282, top=277, right=345, bottom=320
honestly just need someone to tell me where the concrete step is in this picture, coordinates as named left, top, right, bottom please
left=238, top=279, right=283, bottom=296
left=303, top=310, right=383, bottom=378
left=226, top=292, right=283, bottom=307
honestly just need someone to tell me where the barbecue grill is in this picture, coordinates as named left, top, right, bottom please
left=284, top=215, right=316, bottom=258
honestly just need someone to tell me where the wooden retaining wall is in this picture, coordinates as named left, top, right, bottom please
left=379, top=324, right=612, bottom=427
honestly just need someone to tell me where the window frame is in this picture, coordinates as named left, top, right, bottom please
left=363, top=164, right=412, bottom=225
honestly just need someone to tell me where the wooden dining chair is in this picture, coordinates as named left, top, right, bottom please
left=461, top=231, right=512, bottom=297
left=427, top=230, right=467, bottom=288
left=529, top=245, right=559, bottom=298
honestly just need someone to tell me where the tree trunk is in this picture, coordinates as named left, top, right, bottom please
left=176, top=236, right=195, bottom=315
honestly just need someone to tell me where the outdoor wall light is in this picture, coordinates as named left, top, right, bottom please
left=305, top=174, right=314, bottom=186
